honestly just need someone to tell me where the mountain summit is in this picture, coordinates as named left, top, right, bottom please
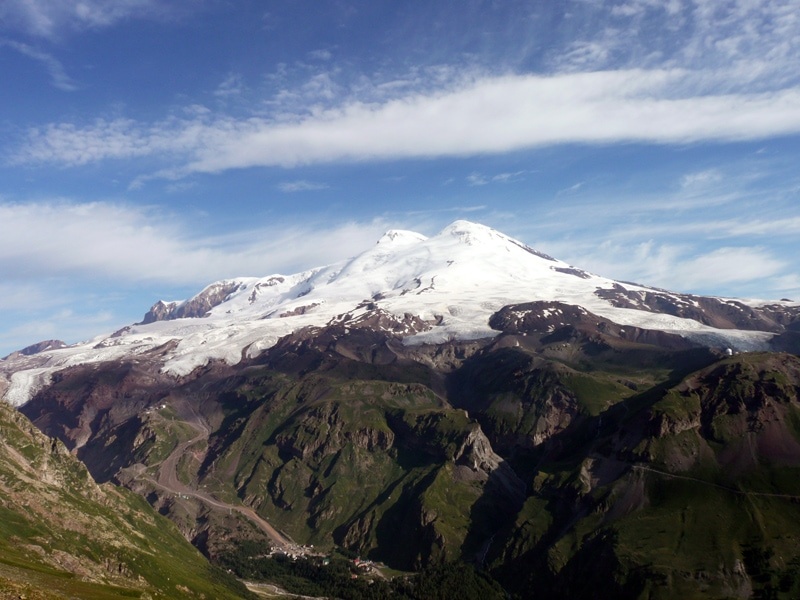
left=1, top=220, right=797, bottom=406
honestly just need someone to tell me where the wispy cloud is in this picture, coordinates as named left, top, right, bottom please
left=0, top=281, right=63, bottom=312
left=0, top=200, right=391, bottom=285
left=674, top=246, right=786, bottom=289
left=0, top=0, right=172, bottom=38
left=0, top=306, right=114, bottom=349
left=557, top=182, right=585, bottom=196
left=467, top=171, right=525, bottom=186
left=467, top=170, right=527, bottom=186
left=553, top=0, right=799, bottom=87
left=13, top=68, right=800, bottom=179
left=307, top=49, right=333, bottom=61
left=538, top=235, right=792, bottom=299
left=1, top=39, right=77, bottom=90
left=213, top=73, right=244, bottom=98
left=277, top=180, right=330, bottom=193
left=680, top=169, right=723, bottom=188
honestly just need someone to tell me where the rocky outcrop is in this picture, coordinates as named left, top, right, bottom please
left=489, top=300, right=700, bottom=350
left=2, top=339, right=67, bottom=359
left=595, top=284, right=800, bottom=332
left=452, top=426, right=526, bottom=504
left=139, top=299, right=180, bottom=323
left=20, top=339, right=68, bottom=356
left=140, top=280, right=243, bottom=323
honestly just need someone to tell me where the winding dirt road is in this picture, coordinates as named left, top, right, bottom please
left=138, top=396, right=295, bottom=551
left=632, top=464, right=800, bottom=500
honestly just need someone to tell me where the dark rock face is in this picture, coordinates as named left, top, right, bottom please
left=3, top=339, right=67, bottom=359
left=489, top=300, right=700, bottom=351
left=552, top=266, right=592, bottom=279
left=139, top=299, right=179, bottom=324
left=595, top=284, right=800, bottom=332
left=21, top=339, right=68, bottom=355
left=140, top=281, right=243, bottom=323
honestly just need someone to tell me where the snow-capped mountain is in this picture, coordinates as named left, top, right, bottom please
left=1, top=220, right=797, bottom=406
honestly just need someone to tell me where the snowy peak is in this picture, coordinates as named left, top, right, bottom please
left=376, top=229, right=428, bottom=246
left=144, top=220, right=562, bottom=325
left=3, top=219, right=799, bottom=407
left=440, top=219, right=507, bottom=244
left=436, top=220, right=559, bottom=263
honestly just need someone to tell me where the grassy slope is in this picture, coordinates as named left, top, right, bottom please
left=0, top=400, right=250, bottom=600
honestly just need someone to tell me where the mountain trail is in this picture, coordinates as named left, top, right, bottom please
left=632, top=464, right=800, bottom=500
left=137, top=395, right=296, bottom=551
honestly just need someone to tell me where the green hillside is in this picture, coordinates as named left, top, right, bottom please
left=0, top=400, right=250, bottom=599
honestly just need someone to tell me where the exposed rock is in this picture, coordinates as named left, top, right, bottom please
left=595, top=284, right=800, bottom=332
left=3, top=339, right=67, bottom=359
left=552, top=266, right=592, bottom=279
left=452, top=426, right=526, bottom=504
left=139, top=281, right=243, bottom=323
left=490, top=300, right=700, bottom=350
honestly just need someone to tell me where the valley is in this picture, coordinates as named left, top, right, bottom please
left=124, top=393, right=301, bottom=554
left=3, top=221, right=800, bottom=599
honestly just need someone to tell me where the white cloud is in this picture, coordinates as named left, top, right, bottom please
left=560, top=39, right=615, bottom=70
left=0, top=0, right=172, bottom=38
left=673, top=246, right=786, bottom=289
left=546, top=0, right=799, bottom=103
left=557, top=182, right=585, bottom=196
left=277, top=180, right=330, bottom=193
left=14, top=117, right=197, bottom=166
left=308, top=49, right=333, bottom=61
left=0, top=200, right=391, bottom=285
left=717, top=216, right=800, bottom=237
left=13, top=69, right=800, bottom=178
left=466, top=173, right=488, bottom=186
left=214, top=73, right=244, bottom=98
left=164, top=181, right=197, bottom=194
left=770, top=274, right=800, bottom=300
left=0, top=281, right=61, bottom=312
left=491, top=171, right=526, bottom=184
left=0, top=40, right=77, bottom=90
left=0, top=304, right=118, bottom=356
left=467, top=170, right=526, bottom=186
left=680, top=169, right=723, bottom=188
left=539, top=235, right=789, bottom=298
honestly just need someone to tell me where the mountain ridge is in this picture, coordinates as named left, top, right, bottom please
left=2, top=220, right=798, bottom=407
left=4, top=222, right=800, bottom=597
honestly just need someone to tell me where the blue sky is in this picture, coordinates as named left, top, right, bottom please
left=1, top=0, right=800, bottom=355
